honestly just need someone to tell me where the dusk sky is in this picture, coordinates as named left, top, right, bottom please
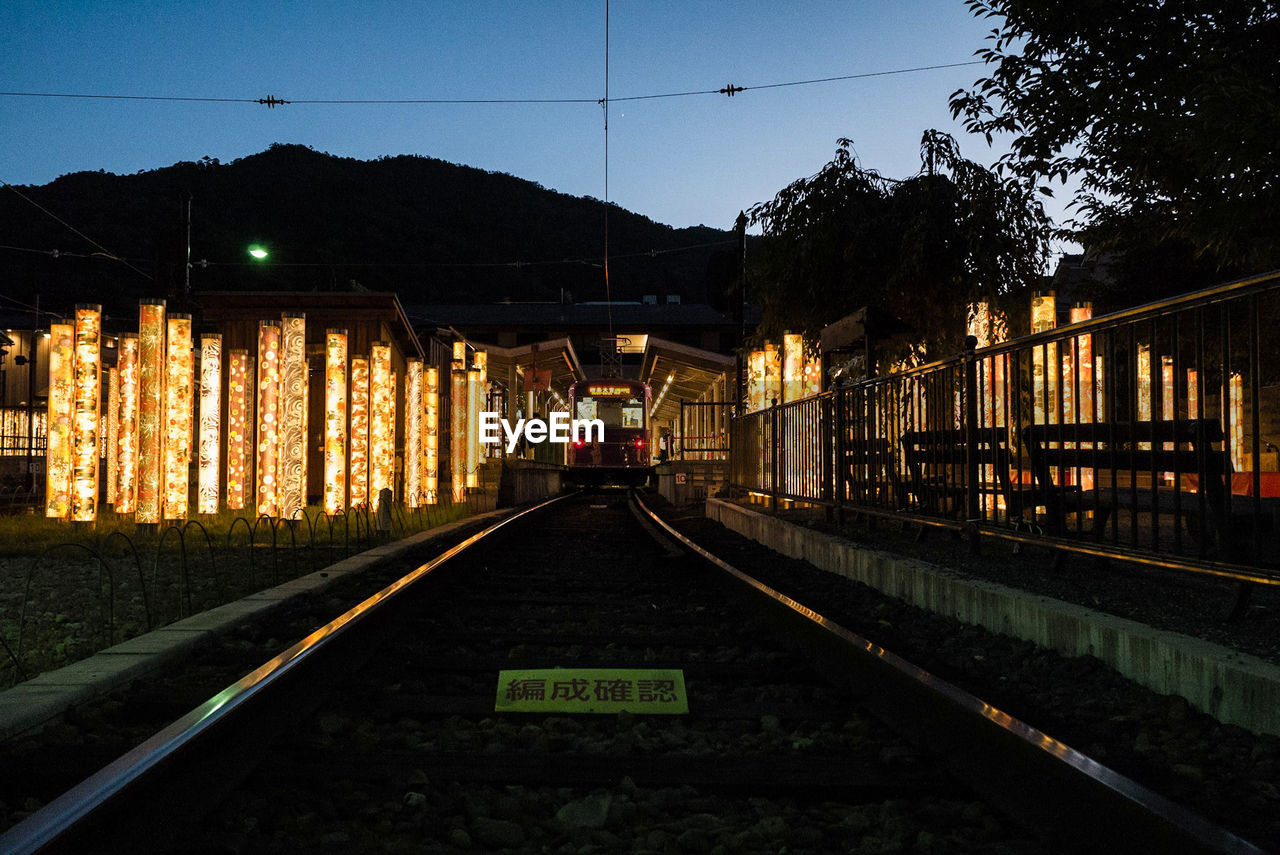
left=1, top=1, right=1078, bottom=256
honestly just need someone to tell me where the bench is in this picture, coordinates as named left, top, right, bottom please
left=1018, top=420, right=1230, bottom=552
left=836, top=436, right=902, bottom=509
left=900, top=428, right=1024, bottom=521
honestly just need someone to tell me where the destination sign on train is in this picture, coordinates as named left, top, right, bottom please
left=495, top=668, right=688, bottom=714
left=586, top=384, right=635, bottom=397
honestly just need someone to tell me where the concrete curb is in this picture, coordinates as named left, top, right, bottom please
left=0, top=508, right=510, bottom=742
left=706, top=498, right=1280, bottom=737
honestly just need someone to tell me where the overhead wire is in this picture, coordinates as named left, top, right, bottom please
left=1, top=180, right=153, bottom=281
left=0, top=238, right=737, bottom=270
left=0, top=60, right=983, bottom=108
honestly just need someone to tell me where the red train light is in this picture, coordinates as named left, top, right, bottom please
left=634, top=437, right=645, bottom=448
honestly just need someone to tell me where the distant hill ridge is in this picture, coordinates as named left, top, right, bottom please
left=0, top=144, right=739, bottom=317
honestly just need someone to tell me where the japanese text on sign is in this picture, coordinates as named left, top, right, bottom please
left=495, top=668, right=688, bottom=714
left=586, top=384, right=634, bottom=398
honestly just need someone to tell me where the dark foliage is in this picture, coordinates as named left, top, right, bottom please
left=0, top=144, right=734, bottom=319
left=950, top=0, right=1280, bottom=284
left=747, top=133, right=1049, bottom=362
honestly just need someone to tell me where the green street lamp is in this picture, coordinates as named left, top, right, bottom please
left=247, top=244, right=269, bottom=260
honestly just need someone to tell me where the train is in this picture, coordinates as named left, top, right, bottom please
left=565, top=378, right=651, bottom=484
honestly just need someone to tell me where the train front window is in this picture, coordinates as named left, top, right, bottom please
left=575, top=396, right=644, bottom=427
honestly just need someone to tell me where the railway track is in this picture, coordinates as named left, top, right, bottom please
left=0, top=491, right=1264, bottom=853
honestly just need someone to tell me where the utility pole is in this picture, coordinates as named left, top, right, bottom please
left=183, top=193, right=192, bottom=305
left=26, top=295, right=38, bottom=491
left=734, top=211, right=747, bottom=414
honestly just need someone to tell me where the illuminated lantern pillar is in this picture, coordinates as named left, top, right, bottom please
left=404, top=359, right=422, bottom=508
left=277, top=313, right=307, bottom=520
left=1136, top=344, right=1152, bottom=422
left=748, top=349, right=765, bottom=413
left=45, top=319, right=73, bottom=519
left=451, top=357, right=467, bottom=503
left=197, top=334, right=222, bottom=515
left=1228, top=372, right=1244, bottom=471
left=466, top=363, right=481, bottom=488
left=1070, top=303, right=1094, bottom=424
left=136, top=300, right=166, bottom=525
left=390, top=369, right=398, bottom=497
left=369, top=343, right=393, bottom=504
left=226, top=349, right=250, bottom=510
left=1161, top=356, right=1175, bottom=422
left=164, top=313, right=193, bottom=520
left=783, top=333, right=803, bottom=403
left=763, top=342, right=781, bottom=407
left=115, top=335, right=139, bottom=514
left=256, top=320, right=281, bottom=518
left=70, top=305, right=102, bottom=521
left=802, top=353, right=822, bottom=398
left=324, top=330, right=348, bottom=516
left=474, top=351, right=487, bottom=470
left=1187, top=369, right=1199, bottom=419
left=106, top=366, right=118, bottom=507
left=349, top=356, right=370, bottom=507
left=424, top=367, right=438, bottom=505
left=1030, top=291, right=1056, bottom=425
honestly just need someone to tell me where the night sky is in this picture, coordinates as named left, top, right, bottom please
left=1, top=1, right=1078, bottom=255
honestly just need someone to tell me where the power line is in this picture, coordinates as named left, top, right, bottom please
left=0, top=60, right=983, bottom=108
left=0, top=238, right=737, bottom=270
left=0, top=181, right=153, bottom=281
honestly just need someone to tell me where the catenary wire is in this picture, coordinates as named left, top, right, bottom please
left=0, top=60, right=982, bottom=107
left=1, top=181, right=154, bottom=281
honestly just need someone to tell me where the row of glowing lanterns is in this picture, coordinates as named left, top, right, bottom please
left=745, top=333, right=822, bottom=413
left=748, top=296, right=1246, bottom=504
left=45, top=301, right=490, bottom=523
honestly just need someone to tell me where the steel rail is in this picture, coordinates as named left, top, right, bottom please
left=0, top=493, right=570, bottom=855
left=630, top=490, right=1266, bottom=854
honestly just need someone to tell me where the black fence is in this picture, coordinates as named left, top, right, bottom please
left=731, top=271, right=1280, bottom=584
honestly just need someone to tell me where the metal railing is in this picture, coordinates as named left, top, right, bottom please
left=731, top=270, right=1280, bottom=583
left=677, top=400, right=732, bottom=460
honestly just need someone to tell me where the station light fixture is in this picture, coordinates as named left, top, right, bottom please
left=247, top=244, right=269, bottom=260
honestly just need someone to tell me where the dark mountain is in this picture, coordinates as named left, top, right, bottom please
left=0, top=144, right=741, bottom=318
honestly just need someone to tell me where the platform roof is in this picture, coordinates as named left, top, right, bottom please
left=640, top=336, right=735, bottom=424
left=456, top=335, right=587, bottom=397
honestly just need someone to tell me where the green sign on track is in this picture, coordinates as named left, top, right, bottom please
left=495, top=668, right=688, bottom=714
